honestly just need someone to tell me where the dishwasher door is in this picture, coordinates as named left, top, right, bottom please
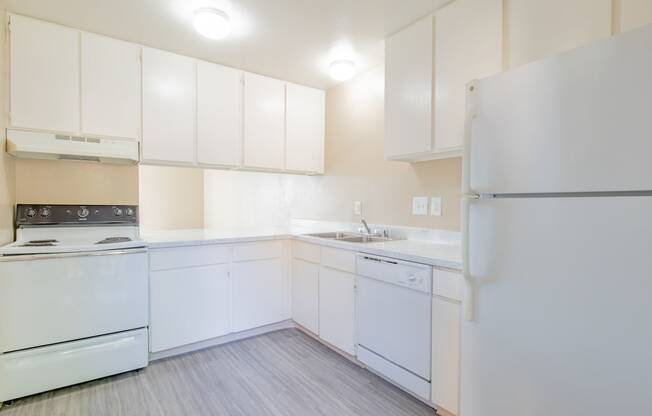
left=356, top=254, right=432, bottom=380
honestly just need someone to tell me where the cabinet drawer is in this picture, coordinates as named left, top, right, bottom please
left=321, top=247, right=356, bottom=274
left=291, top=241, right=321, bottom=263
left=149, top=245, right=231, bottom=271
left=233, top=241, right=283, bottom=262
left=433, top=268, right=462, bottom=302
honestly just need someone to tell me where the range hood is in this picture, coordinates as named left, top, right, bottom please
left=6, top=129, right=139, bottom=165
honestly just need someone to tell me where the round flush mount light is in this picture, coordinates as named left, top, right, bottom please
left=329, top=59, right=356, bottom=81
left=194, top=7, right=231, bottom=40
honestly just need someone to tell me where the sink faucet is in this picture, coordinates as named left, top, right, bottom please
left=361, top=219, right=372, bottom=235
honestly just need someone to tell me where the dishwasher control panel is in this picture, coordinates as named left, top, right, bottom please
left=356, top=254, right=432, bottom=294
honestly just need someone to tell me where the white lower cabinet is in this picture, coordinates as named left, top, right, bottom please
left=150, top=264, right=231, bottom=352
left=291, top=258, right=319, bottom=334
left=291, top=242, right=356, bottom=355
left=431, top=269, right=462, bottom=415
left=232, top=258, right=288, bottom=332
left=318, top=266, right=355, bottom=355
left=149, top=241, right=288, bottom=353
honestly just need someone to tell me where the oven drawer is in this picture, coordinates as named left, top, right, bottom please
left=0, top=328, right=148, bottom=402
left=0, top=249, right=148, bottom=352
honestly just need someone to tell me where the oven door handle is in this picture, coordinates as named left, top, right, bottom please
left=0, top=248, right=147, bottom=262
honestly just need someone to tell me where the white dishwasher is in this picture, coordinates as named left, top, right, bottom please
left=356, top=254, right=432, bottom=400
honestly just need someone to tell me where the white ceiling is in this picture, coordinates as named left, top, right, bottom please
left=4, top=0, right=450, bottom=89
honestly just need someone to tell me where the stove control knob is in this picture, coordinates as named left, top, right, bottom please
left=39, top=207, right=51, bottom=218
left=26, top=207, right=37, bottom=218
left=125, top=207, right=135, bottom=217
left=114, top=207, right=123, bottom=216
left=77, top=207, right=89, bottom=218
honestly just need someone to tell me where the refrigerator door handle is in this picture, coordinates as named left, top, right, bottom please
left=462, top=80, right=478, bottom=195
left=462, top=80, right=479, bottom=321
left=462, top=193, right=479, bottom=321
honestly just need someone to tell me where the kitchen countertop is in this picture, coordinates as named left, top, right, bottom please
left=141, top=227, right=293, bottom=247
left=141, top=226, right=461, bottom=270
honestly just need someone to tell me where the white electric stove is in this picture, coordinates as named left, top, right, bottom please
left=0, top=204, right=149, bottom=405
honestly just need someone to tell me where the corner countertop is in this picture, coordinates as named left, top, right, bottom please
left=141, top=226, right=461, bottom=270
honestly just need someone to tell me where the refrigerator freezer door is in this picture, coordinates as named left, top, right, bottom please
left=461, top=196, right=652, bottom=416
left=470, top=24, right=652, bottom=194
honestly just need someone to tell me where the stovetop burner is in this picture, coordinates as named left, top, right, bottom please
left=20, top=239, right=59, bottom=247
left=95, top=237, right=132, bottom=245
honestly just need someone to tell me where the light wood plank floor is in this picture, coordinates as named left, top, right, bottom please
left=1, top=329, right=436, bottom=416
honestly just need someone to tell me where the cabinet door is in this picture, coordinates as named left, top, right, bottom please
left=81, top=33, right=141, bottom=139
left=619, top=0, right=652, bottom=32
left=243, top=73, right=285, bottom=170
left=197, top=61, right=243, bottom=167
left=9, top=14, right=79, bottom=133
left=431, top=296, right=461, bottom=415
left=318, top=267, right=355, bottom=355
left=285, top=84, right=325, bottom=173
left=291, top=259, right=319, bottom=334
left=232, top=258, right=287, bottom=331
left=384, top=15, right=433, bottom=159
left=142, top=47, right=195, bottom=164
left=506, top=0, right=612, bottom=68
left=150, top=265, right=231, bottom=352
left=434, top=0, right=502, bottom=151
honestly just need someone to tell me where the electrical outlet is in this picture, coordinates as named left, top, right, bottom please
left=412, top=197, right=428, bottom=216
left=354, top=201, right=362, bottom=215
left=430, top=196, right=442, bottom=216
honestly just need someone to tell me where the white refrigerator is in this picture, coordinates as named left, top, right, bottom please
left=460, top=24, right=652, bottom=415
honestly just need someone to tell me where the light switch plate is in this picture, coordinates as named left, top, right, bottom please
left=412, top=197, right=428, bottom=216
left=354, top=201, right=362, bottom=215
left=430, top=196, right=442, bottom=216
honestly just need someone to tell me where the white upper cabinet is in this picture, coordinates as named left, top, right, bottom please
left=385, top=0, right=502, bottom=162
left=618, top=0, right=652, bottom=32
left=384, top=16, right=434, bottom=161
left=142, top=47, right=196, bottom=164
left=8, top=15, right=323, bottom=173
left=9, top=14, right=80, bottom=134
left=243, top=73, right=286, bottom=170
left=285, top=84, right=325, bottom=174
left=506, top=0, right=612, bottom=68
left=434, top=0, right=502, bottom=151
left=197, top=62, right=243, bottom=167
left=81, top=33, right=141, bottom=140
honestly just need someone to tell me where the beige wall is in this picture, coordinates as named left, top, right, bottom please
left=0, top=8, right=15, bottom=244
left=205, top=66, right=462, bottom=231
left=616, top=0, right=652, bottom=32
left=14, top=160, right=138, bottom=205
left=138, top=165, right=204, bottom=231
left=12, top=161, right=203, bottom=232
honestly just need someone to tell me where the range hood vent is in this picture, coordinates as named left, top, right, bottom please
left=6, top=129, right=139, bottom=165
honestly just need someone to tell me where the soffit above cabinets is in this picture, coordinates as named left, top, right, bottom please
left=5, top=0, right=450, bottom=89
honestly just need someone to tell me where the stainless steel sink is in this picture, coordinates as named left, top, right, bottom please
left=338, top=235, right=393, bottom=243
left=305, top=232, right=358, bottom=239
left=305, top=232, right=396, bottom=243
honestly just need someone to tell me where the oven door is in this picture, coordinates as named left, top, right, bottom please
left=0, top=248, right=148, bottom=352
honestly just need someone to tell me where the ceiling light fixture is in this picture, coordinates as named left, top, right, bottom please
left=193, top=7, right=231, bottom=40
left=329, top=59, right=356, bottom=81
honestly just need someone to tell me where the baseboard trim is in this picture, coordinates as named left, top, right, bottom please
left=149, top=320, right=295, bottom=361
